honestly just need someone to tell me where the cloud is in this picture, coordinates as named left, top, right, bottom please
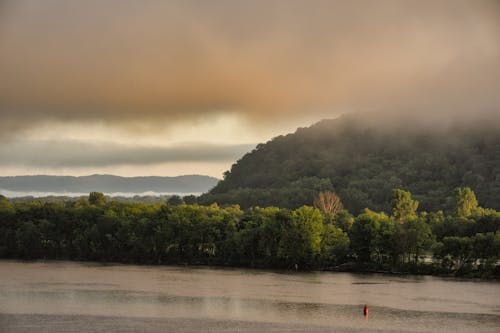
left=0, top=140, right=254, bottom=167
left=0, top=0, right=499, bottom=136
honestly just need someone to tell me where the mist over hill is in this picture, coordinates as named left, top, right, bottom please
left=200, top=112, right=500, bottom=213
left=0, top=174, right=219, bottom=196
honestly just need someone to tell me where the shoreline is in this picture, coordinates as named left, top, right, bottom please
left=1, top=258, right=497, bottom=281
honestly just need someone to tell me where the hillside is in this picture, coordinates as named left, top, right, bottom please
left=0, top=174, right=219, bottom=195
left=200, top=113, right=500, bottom=213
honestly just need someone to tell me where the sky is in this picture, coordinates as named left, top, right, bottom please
left=0, top=0, right=499, bottom=178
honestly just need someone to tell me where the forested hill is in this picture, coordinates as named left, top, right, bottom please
left=0, top=175, right=219, bottom=194
left=200, top=113, right=500, bottom=213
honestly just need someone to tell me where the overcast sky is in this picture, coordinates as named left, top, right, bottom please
left=1, top=0, right=499, bottom=177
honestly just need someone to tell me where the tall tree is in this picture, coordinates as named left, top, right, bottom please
left=89, top=192, right=106, bottom=206
left=391, top=189, right=418, bottom=223
left=320, top=224, right=350, bottom=265
left=314, top=191, right=343, bottom=216
left=455, top=187, right=479, bottom=218
left=333, top=210, right=354, bottom=232
left=395, top=217, right=434, bottom=265
left=279, top=206, right=324, bottom=267
left=167, top=195, right=184, bottom=206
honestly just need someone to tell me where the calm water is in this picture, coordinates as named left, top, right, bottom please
left=0, top=260, right=499, bottom=332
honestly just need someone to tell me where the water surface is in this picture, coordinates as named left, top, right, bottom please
left=0, top=260, right=498, bottom=332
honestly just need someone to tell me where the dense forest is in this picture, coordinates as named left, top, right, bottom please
left=200, top=113, right=500, bottom=213
left=1, top=188, right=498, bottom=278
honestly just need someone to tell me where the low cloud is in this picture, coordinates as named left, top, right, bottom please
left=0, top=0, right=499, bottom=136
left=0, top=140, right=254, bottom=167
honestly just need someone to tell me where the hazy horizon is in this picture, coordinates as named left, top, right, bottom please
left=0, top=190, right=204, bottom=198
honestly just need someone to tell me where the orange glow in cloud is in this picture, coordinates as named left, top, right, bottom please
left=0, top=0, right=499, bottom=135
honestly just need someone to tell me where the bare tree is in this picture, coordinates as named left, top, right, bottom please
left=314, top=191, right=343, bottom=215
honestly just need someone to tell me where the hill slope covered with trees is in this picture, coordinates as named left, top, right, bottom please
left=200, top=113, right=500, bottom=213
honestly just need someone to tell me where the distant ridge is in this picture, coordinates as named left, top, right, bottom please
left=0, top=174, right=219, bottom=195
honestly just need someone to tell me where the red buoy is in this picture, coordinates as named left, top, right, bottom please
left=363, top=304, right=369, bottom=318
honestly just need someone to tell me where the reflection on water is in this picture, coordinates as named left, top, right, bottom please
left=0, top=260, right=499, bottom=332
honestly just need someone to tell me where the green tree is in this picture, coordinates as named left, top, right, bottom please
left=320, top=224, right=350, bottom=265
left=167, top=195, right=184, bottom=206
left=183, top=195, right=198, bottom=205
left=16, top=221, right=42, bottom=258
left=349, top=209, right=395, bottom=264
left=0, top=197, right=16, bottom=257
left=278, top=206, right=323, bottom=267
left=395, top=217, right=434, bottom=265
left=455, top=187, right=479, bottom=218
left=436, top=236, right=473, bottom=273
left=473, top=232, right=500, bottom=273
left=0, top=195, right=15, bottom=219
left=333, top=210, right=354, bottom=233
left=391, top=189, right=419, bottom=223
left=89, top=192, right=106, bottom=206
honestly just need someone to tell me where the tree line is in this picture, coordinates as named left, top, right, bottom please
left=0, top=188, right=498, bottom=277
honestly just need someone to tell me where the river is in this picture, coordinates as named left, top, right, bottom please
left=0, top=260, right=498, bottom=332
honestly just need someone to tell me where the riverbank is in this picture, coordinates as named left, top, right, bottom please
left=1, top=196, right=498, bottom=281
left=322, top=261, right=500, bottom=280
left=3, top=257, right=499, bottom=281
